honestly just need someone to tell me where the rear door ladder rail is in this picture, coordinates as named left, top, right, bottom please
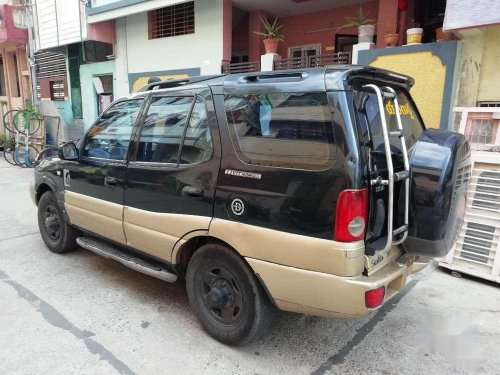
left=362, top=84, right=410, bottom=252
left=383, top=86, right=410, bottom=245
left=363, top=84, right=395, bottom=253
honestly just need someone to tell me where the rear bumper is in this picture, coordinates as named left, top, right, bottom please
left=247, top=256, right=429, bottom=318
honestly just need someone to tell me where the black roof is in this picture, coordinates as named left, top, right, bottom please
left=138, top=66, right=414, bottom=94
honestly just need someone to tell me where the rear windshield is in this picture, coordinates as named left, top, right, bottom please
left=224, top=92, right=335, bottom=170
left=354, top=87, right=424, bottom=153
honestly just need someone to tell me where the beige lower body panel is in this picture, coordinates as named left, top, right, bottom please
left=247, top=257, right=415, bottom=317
left=209, top=218, right=365, bottom=276
left=65, top=191, right=126, bottom=244
left=123, top=207, right=211, bottom=261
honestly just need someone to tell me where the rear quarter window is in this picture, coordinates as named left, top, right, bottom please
left=354, top=88, right=424, bottom=153
left=224, top=92, right=335, bottom=170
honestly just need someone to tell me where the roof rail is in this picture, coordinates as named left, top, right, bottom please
left=139, top=75, right=225, bottom=92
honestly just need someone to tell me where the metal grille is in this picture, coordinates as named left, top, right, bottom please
left=464, top=116, right=500, bottom=151
left=274, top=52, right=351, bottom=70
left=472, top=170, right=500, bottom=210
left=149, top=2, right=195, bottom=39
left=221, top=62, right=260, bottom=74
left=35, top=51, right=67, bottom=79
left=478, top=101, right=500, bottom=108
left=49, top=80, right=64, bottom=101
left=461, top=222, right=496, bottom=264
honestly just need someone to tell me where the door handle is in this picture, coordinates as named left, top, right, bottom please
left=182, top=185, right=203, bottom=198
left=104, top=176, right=118, bottom=186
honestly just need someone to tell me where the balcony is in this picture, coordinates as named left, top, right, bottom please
left=221, top=52, right=351, bottom=74
left=274, top=52, right=351, bottom=70
left=221, top=61, right=260, bottom=74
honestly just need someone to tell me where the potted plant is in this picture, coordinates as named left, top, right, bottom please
left=254, top=16, right=285, bottom=54
left=0, top=133, right=6, bottom=150
left=383, top=32, right=400, bottom=47
left=338, top=5, right=376, bottom=44
left=406, top=20, right=423, bottom=45
left=435, top=27, right=453, bottom=42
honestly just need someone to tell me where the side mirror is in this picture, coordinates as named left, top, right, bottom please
left=58, top=142, right=79, bottom=161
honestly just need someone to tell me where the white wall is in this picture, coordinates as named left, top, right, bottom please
left=113, top=0, right=224, bottom=97
left=35, top=0, right=85, bottom=50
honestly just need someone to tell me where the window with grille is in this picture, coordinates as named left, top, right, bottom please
left=49, top=80, right=65, bottom=101
left=478, top=101, right=500, bottom=108
left=148, top=2, right=195, bottom=39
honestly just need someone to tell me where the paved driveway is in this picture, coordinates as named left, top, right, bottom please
left=1, top=159, right=499, bottom=374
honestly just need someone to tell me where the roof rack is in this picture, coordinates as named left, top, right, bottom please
left=138, top=75, right=225, bottom=92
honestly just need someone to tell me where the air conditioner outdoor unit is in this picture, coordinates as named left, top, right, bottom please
left=439, top=107, right=500, bottom=283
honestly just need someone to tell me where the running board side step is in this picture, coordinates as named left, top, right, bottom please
left=76, top=237, right=178, bottom=283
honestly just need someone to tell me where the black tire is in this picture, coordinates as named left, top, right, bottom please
left=13, top=111, right=42, bottom=135
left=13, top=145, right=38, bottom=168
left=2, top=110, right=18, bottom=134
left=38, top=191, right=79, bottom=254
left=3, top=147, right=16, bottom=166
left=186, top=243, right=275, bottom=345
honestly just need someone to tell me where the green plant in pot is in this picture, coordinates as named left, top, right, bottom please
left=254, top=16, right=285, bottom=54
left=0, top=133, right=6, bottom=149
left=338, top=5, right=376, bottom=44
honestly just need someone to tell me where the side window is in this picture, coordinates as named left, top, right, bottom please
left=136, top=95, right=213, bottom=165
left=136, top=96, right=193, bottom=163
left=224, top=92, right=335, bottom=170
left=179, top=97, right=212, bottom=164
left=83, top=99, right=143, bottom=160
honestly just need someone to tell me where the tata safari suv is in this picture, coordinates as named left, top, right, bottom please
left=32, top=67, right=470, bottom=345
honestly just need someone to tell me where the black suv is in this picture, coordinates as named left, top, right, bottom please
left=32, top=67, right=470, bottom=345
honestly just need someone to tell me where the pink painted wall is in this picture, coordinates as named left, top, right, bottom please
left=0, top=5, right=27, bottom=44
left=376, top=0, right=398, bottom=48
left=232, top=12, right=249, bottom=53
left=249, top=10, right=267, bottom=63
left=276, top=1, right=379, bottom=58
left=87, top=20, right=116, bottom=45
left=222, top=0, right=232, bottom=63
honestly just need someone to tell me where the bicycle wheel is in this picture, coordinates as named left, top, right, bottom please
left=2, top=110, right=19, bottom=134
left=13, top=145, right=38, bottom=168
left=13, top=112, right=42, bottom=135
left=3, top=147, right=17, bottom=166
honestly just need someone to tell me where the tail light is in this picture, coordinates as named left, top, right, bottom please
left=365, top=286, right=385, bottom=308
left=335, top=188, right=369, bottom=242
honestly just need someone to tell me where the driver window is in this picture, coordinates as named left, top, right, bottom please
left=136, top=96, right=194, bottom=163
left=83, top=99, right=144, bottom=160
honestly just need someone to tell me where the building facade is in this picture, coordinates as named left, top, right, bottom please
left=0, top=0, right=30, bottom=138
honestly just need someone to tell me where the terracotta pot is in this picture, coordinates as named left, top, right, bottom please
left=383, top=33, right=400, bottom=47
left=436, top=27, right=453, bottom=42
left=406, top=27, right=423, bottom=45
left=263, top=38, right=279, bottom=54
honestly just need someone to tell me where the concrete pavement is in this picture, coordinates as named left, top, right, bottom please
left=1, top=158, right=500, bottom=374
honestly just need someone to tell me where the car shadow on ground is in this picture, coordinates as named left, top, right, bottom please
left=63, top=246, right=371, bottom=361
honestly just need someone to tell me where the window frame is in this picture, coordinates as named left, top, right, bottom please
left=80, top=97, right=147, bottom=163
left=223, top=91, right=337, bottom=172
left=130, top=92, right=214, bottom=168
left=148, top=1, right=195, bottom=40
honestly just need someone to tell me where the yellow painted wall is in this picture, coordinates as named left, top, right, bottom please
left=369, top=51, right=446, bottom=129
left=131, top=73, right=190, bottom=93
left=477, top=26, right=500, bottom=102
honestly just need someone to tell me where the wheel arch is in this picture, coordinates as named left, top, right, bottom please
left=173, top=234, right=277, bottom=307
left=35, top=182, right=54, bottom=204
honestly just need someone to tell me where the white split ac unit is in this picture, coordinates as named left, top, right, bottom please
left=440, top=108, right=500, bottom=283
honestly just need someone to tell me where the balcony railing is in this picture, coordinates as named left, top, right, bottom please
left=274, top=52, right=351, bottom=71
left=221, top=61, right=260, bottom=74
